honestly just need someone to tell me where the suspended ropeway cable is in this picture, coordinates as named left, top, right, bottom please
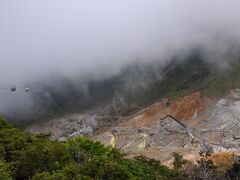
left=0, top=84, right=31, bottom=93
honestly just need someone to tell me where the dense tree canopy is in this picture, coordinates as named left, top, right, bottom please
left=0, top=117, right=184, bottom=179
left=1, top=117, right=240, bottom=179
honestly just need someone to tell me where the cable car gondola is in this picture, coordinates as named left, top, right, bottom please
left=0, top=85, right=31, bottom=93
left=10, top=86, right=16, bottom=92
left=24, top=88, right=30, bottom=92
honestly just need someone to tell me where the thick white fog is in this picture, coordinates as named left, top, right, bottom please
left=1, top=0, right=240, bottom=119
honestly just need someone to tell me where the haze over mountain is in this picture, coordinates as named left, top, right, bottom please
left=4, top=2, right=240, bottom=179
left=1, top=0, right=240, bottom=121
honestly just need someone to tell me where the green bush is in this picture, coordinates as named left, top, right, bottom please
left=0, top=160, right=12, bottom=179
left=0, top=117, right=185, bottom=179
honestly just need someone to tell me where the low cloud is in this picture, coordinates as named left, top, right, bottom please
left=1, top=0, right=240, bottom=120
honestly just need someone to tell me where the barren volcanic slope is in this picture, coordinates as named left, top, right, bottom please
left=25, top=57, right=240, bottom=165
left=26, top=89, right=240, bottom=164
left=94, top=89, right=240, bottom=164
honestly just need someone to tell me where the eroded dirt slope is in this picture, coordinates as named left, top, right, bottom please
left=95, top=89, right=240, bottom=164
left=26, top=89, right=240, bottom=165
left=118, top=92, right=212, bottom=128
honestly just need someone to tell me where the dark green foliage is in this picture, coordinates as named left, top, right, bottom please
left=172, top=152, right=187, bottom=170
left=32, top=171, right=68, bottom=180
left=132, top=156, right=185, bottom=179
left=3, top=116, right=238, bottom=179
left=80, top=157, right=133, bottom=179
left=67, top=136, right=123, bottom=164
left=0, top=117, right=32, bottom=162
left=15, top=139, right=71, bottom=179
left=0, top=117, right=184, bottom=180
left=0, top=160, right=12, bottom=179
left=226, top=156, right=240, bottom=180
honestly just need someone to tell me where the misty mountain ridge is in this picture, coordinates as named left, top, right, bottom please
left=7, top=50, right=240, bottom=126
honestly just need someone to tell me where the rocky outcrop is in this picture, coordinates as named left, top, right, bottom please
left=25, top=89, right=240, bottom=165
left=95, top=90, right=240, bottom=164
left=118, top=92, right=212, bottom=128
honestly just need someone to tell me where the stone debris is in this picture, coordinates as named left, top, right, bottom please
left=69, top=125, right=93, bottom=137
left=26, top=113, right=99, bottom=139
left=94, top=89, right=240, bottom=163
left=25, top=89, right=240, bottom=164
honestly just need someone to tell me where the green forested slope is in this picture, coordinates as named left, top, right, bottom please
left=0, top=117, right=184, bottom=179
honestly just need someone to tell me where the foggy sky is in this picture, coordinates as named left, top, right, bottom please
left=1, top=0, right=240, bottom=118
